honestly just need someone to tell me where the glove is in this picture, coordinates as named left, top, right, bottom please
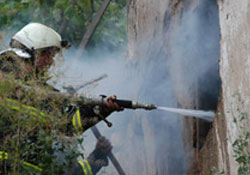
left=76, top=95, right=124, bottom=131
left=105, top=95, right=124, bottom=112
left=97, top=95, right=124, bottom=118
left=87, top=136, right=112, bottom=174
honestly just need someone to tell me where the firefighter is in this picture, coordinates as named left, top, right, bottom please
left=0, top=23, right=121, bottom=174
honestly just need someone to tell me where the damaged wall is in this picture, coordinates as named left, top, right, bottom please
left=127, top=0, right=250, bottom=174
left=126, top=0, right=188, bottom=174
left=195, top=1, right=250, bottom=174
left=127, top=0, right=186, bottom=174
left=215, top=0, right=250, bottom=174
left=126, top=0, right=232, bottom=174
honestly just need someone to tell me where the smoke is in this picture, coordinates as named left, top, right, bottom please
left=51, top=44, right=186, bottom=175
left=51, top=48, right=165, bottom=175
left=165, top=0, right=221, bottom=173
left=168, top=0, right=221, bottom=110
left=48, top=0, right=221, bottom=175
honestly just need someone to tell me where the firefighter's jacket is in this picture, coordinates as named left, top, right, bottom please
left=0, top=48, right=98, bottom=174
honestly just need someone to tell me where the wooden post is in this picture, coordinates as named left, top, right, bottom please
left=77, top=0, right=111, bottom=56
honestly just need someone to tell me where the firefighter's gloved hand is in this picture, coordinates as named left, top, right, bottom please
left=101, top=95, right=124, bottom=116
left=78, top=95, right=123, bottom=130
left=87, top=136, right=112, bottom=174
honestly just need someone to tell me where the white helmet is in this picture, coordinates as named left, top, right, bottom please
left=12, top=23, right=66, bottom=50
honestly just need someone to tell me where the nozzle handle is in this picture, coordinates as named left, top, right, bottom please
left=112, top=99, right=133, bottom=108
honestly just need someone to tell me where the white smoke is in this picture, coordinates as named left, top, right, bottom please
left=49, top=0, right=221, bottom=175
left=49, top=38, right=188, bottom=174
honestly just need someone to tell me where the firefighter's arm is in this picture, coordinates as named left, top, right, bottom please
left=86, top=136, right=112, bottom=174
left=69, top=136, right=112, bottom=175
left=70, top=95, right=123, bottom=132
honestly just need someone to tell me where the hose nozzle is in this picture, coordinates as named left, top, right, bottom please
left=131, top=101, right=157, bottom=110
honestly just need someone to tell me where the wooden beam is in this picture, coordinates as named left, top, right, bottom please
left=77, top=0, right=111, bottom=56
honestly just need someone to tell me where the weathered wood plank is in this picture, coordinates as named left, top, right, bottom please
left=77, top=0, right=111, bottom=56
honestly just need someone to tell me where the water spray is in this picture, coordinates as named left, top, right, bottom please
left=157, top=106, right=215, bottom=122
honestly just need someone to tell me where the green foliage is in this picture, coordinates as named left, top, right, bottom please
left=0, top=74, right=83, bottom=174
left=232, top=132, right=250, bottom=175
left=0, top=0, right=127, bottom=50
